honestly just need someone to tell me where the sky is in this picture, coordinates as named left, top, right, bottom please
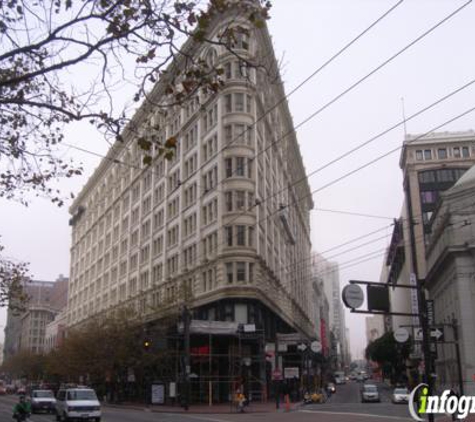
left=2, top=0, right=475, bottom=360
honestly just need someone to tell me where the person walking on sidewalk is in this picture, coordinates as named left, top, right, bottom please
left=235, top=389, right=246, bottom=413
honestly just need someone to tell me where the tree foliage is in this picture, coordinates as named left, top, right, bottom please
left=1, top=309, right=178, bottom=392
left=0, top=0, right=271, bottom=204
left=0, top=240, right=29, bottom=312
left=365, top=331, right=411, bottom=382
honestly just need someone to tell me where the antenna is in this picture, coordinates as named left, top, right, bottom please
left=401, top=97, right=407, bottom=138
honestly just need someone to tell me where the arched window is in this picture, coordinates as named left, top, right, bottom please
left=206, top=48, right=217, bottom=68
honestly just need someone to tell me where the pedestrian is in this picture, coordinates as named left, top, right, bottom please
left=235, top=389, right=246, bottom=413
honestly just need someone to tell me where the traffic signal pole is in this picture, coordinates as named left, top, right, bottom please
left=452, top=318, right=464, bottom=396
left=416, top=279, right=435, bottom=422
left=346, top=279, right=434, bottom=422
left=183, top=306, right=191, bottom=411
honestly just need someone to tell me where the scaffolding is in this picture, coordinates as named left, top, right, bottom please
left=175, top=320, right=267, bottom=406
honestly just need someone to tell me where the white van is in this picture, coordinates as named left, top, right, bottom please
left=55, top=387, right=101, bottom=422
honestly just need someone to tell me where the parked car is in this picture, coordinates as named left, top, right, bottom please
left=356, top=374, right=365, bottom=382
left=361, top=384, right=381, bottom=403
left=392, top=387, right=409, bottom=404
left=55, top=387, right=101, bottom=422
left=16, top=386, right=26, bottom=395
left=0, top=385, right=6, bottom=395
left=29, top=389, right=56, bottom=414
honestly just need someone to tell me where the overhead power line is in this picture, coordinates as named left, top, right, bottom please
left=61, top=0, right=406, bottom=202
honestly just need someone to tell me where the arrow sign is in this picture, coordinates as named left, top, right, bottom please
left=297, top=343, right=307, bottom=352
left=430, top=327, right=444, bottom=341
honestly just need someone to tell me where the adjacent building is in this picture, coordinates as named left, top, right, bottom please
left=385, top=131, right=475, bottom=330
left=383, top=130, right=475, bottom=386
left=44, top=310, right=68, bottom=353
left=3, top=275, right=69, bottom=358
left=313, top=253, right=349, bottom=370
left=365, top=315, right=385, bottom=344
left=425, top=165, right=475, bottom=394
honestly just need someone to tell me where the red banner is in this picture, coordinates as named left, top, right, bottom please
left=320, top=318, right=327, bottom=357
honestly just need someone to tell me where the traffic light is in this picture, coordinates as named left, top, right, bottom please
left=143, top=338, right=152, bottom=351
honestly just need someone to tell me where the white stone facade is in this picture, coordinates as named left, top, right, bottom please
left=426, top=165, right=475, bottom=395
left=67, top=6, right=314, bottom=337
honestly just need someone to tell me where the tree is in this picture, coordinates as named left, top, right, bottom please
left=0, top=0, right=271, bottom=307
left=1, top=349, right=46, bottom=380
left=35, top=309, right=178, bottom=399
left=365, top=331, right=411, bottom=384
left=0, top=240, right=30, bottom=312
left=0, top=0, right=270, bottom=204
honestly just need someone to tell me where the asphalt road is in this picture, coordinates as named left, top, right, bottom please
left=301, top=380, right=413, bottom=420
left=0, top=382, right=416, bottom=422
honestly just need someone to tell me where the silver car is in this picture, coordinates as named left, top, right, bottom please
left=30, top=389, right=56, bottom=414
left=392, top=387, right=409, bottom=404
left=361, top=384, right=381, bottom=403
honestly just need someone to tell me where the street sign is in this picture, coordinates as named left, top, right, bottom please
left=394, top=327, right=409, bottom=343
left=310, top=340, right=322, bottom=353
left=297, top=343, right=307, bottom=352
left=367, top=284, right=390, bottom=312
left=430, top=327, right=444, bottom=341
left=284, top=367, right=300, bottom=379
left=342, top=284, right=364, bottom=309
left=414, top=327, right=423, bottom=341
left=412, top=327, right=444, bottom=342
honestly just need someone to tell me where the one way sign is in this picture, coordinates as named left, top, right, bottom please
left=413, top=327, right=444, bottom=342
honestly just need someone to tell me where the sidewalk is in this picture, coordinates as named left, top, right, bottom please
left=104, top=400, right=301, bottom=414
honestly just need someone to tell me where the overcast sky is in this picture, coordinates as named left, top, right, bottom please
left=2, top=0, right=475, bottom=360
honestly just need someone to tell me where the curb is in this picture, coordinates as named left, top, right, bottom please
left=102, top=402, right=299, bottom=414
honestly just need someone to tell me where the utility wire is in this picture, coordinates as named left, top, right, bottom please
left=220, top=0, right=473, bottom=190
left=61, top=0, right=405, bottom=207
left=64, top=2, right=473, bottom=216
left=175, top=0, right=406, bottom=187
left=314, top=207, right=394, bottom=221
left=67, top=2, right=474, bottom=291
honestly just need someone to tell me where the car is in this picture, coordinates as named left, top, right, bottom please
left=361, top=384, right=381, bottom=403
left=29, top=389, right=56, bottom=414
left=392, top=387, right=409, bottom=404
left=17, top=386, right=26, bottom=395
left=55, top=387, right=101, bottom=422
left=356, top=374, right=365, bottom=382
left=326, top=383, right=336, bottom=394
left=0, top=386, right=6, bottom=395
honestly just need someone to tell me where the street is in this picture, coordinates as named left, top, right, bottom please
left=0, top=381, right=418, bottom=422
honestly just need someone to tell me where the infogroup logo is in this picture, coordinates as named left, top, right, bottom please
left=409, top=383, right=475, bottom=421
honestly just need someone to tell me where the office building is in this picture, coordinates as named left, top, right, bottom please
left=67, top=2, right=315, bottom=402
